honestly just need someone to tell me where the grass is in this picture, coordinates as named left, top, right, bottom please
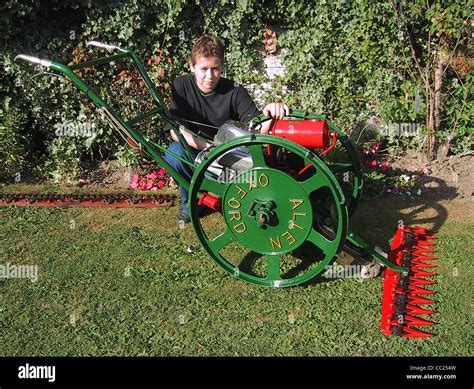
left=0, top=191, right=472, bottom=356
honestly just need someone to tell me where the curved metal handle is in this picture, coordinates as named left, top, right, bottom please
left=86, top=40, right=125, bottom=53
left=14, top=54, right=52, bottom=68
left=320, top=130, right=338, bottom=157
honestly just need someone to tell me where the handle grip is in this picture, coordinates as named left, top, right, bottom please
left=14, top=54, right=52, bottom=68
left=86, top=40, right=125, bottom=53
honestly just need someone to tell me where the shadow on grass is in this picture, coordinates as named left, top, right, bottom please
left=352, top=176, right=456, bottom=241
left=236, top=242, right=340, bottom=287
left=232, top=176, right=457, bottom=289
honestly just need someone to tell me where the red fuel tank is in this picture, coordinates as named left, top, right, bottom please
left=270, top=119, right=330, bottom=148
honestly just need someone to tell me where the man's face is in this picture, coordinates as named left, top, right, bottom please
left=190, top=55, right=223, bottom=93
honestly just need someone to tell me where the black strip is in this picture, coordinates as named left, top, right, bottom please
left=0, top=356, right=470, bottom=388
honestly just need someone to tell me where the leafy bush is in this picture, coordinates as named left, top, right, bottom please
left=0, top=0, right=471, bottom=182
left=0, top=102, right=30, bottom=181
left=443, top=74, right=473, bottom=155
left=41, top=136, right=84, bottom=182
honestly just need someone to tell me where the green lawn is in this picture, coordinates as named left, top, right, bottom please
left=0, top=193, right=472, bottom=356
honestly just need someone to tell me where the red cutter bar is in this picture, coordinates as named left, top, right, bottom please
left=381, top=225, right=437, bottom=338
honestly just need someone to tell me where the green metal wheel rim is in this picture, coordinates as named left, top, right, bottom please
left=189, top=134, right=349, bottom=288
left=251, top=110, right=363, bottom=217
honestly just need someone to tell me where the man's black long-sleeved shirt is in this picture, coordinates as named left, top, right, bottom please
left=169, top=75, right=261, bottom=140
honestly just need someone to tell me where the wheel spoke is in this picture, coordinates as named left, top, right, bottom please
left=266, top=254, right=281, bottom=281
left=247, top=144, right=267, bottom=168
left=301, top=173, right=328, bottom=193
left=307, top=229, right=333, bottom=254
left=208, top=228, right=234, bottom=252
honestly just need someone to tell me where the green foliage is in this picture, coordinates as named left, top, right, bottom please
left=114, top=144, right=142, bottom=167
left=357, top=135, right=428, bottom=199
left=384, top=133, right=424, bottom=156
left=0, top=102, right=30, bottom=181
left=390, top=0, right=472, bottom=156
left=1, top=1, right=90, bottom=181
left=274, top=0, right=410, bottom=130
left=41, top=136, right=85, bottom=182
left=443, top=73, right=474, bottom=155
left=0, top=0, right=471, bottom=182
left=0, top=0, right=271, bottom=181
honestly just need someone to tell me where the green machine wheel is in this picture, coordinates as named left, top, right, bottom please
left=189, top=134, right=349, bottom=287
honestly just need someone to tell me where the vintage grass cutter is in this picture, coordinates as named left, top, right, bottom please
left=15, top=41, right=437, bottom=337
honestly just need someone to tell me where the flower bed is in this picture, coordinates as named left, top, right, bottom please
left=129, top=168, right=171, bottom=191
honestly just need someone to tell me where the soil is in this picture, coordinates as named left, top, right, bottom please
left=80, top=152, right=473, bottom=202
left=81, top=160, right=134, bottom=190
left=8, top=151, right=473, bottom=203
left=389, top=151, right=474, bottom=202
left=63, top=160, right=158, bottom=192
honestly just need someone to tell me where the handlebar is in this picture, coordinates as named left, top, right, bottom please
left=14, top=54, right=52, bottom=68
left=15, top=41, right=125, bottom=68
left=86, top=40, right=125, bottom=53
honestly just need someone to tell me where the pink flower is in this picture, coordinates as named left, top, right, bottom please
left=380, top=160, right=390, bottom=172
left=371, top=160, right=378, bottom=167
left=148, top=171, right=159, bottom=179
left=372, top=142, right=381, bottom=152
left=129, top=168, right=168, bottom=190
left=422, top=166, right=431, bottom=174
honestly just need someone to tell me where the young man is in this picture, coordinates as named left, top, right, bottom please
left=165, top=35, right=289, bottom=224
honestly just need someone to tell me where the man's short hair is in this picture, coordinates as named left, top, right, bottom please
left=190, top=35, right=224, bottom=65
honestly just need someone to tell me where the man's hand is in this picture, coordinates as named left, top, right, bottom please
left=262, top=102, right=290, bottom=120
left=260, top=103, right=290, bottom=134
